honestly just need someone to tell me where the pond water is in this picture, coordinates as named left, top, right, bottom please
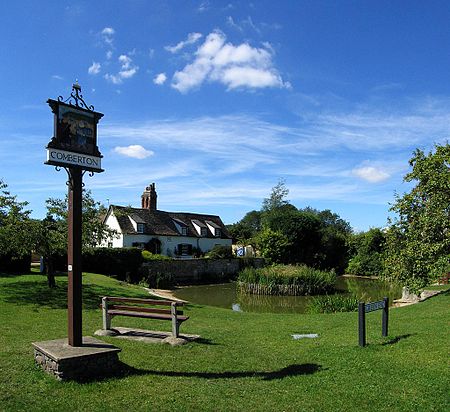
left=173, top=277, right=402, bottom=314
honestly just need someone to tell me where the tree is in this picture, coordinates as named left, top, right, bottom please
left=384, top=143, right=450, bottom=292
left=261, top=179, right=289, bottom=212
left=0, top=180, right=33, bottom=272
left=347, top=228, right=386, bottom=277
left=36, top=189, right=116, bottom=287
left=227, top=210, right=262, bottom=244
left=254, top=228, right=290, bottom=264
left=45, top=189, right=115, bottom=250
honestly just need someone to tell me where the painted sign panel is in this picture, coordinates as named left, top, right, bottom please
left=46, top=148, right=102, bottom=171
left=364, top=300, right=386, bottom=313
left=46, top=94, right=103, bottom=172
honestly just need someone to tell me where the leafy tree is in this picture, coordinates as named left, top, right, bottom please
left=35, top=189, right=116, bottom=286
left=346, top=228, right=386, bottom=277
left=0, top=180, right=33, bottom=271
left=261, top=179, right=289, bottom=212
left=227, top=210, right=262, bottom=245
left=45, top=189, right=114, bottom=250
left=254, top=228, right=290, bottom=264
left=384, top=143, right=450, bottom=292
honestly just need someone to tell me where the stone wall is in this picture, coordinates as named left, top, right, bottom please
left=141, top=258, right=265, bottom=287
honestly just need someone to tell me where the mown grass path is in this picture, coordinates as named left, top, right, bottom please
left=0, top=272, right=448, bottom=411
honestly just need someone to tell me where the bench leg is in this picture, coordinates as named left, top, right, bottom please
left=102, top=297, right=111, bottom=330
left=171, top=303, right=180, bottom=338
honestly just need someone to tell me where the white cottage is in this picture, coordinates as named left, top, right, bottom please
left=102, top=183, right=232, bottom=257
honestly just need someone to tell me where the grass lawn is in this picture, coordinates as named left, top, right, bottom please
left=0, top=271, right=448, bottom=412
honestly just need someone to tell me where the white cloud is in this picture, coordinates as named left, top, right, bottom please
left=165, top=32, right=203, bottom=53
left=352, top=166, right=390, bottom=183
left=104, top=54, right=138, bottom=84
left=114, top=145, right=154, bottom=159
left=88, top=62, right=101, bottom=75
left=171, top=30, right=288, bottom=92
left=101, top=27, right=115, bottom=45
left=153, top=73, right=167, bottom=85
left=52, top=74, right=63, bottom=80
left=106, top=50, right=113, bottom=60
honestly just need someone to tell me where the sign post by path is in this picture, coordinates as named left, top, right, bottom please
left=358, top=297, right=389, bottom=347
left=45, top=82, right=103, bottom=347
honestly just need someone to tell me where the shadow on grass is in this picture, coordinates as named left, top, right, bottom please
left=0, top=279, right=146, bottom=310
left=73, top=361, right=323, bottom=383
left=382, top=334, right=414, bottom=346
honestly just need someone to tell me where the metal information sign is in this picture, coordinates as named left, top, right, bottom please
left=358, top=297, right=389, bottom=347
left=364, top=300, right=386, bottom=313
left=45, top=82, right=103, bottom=347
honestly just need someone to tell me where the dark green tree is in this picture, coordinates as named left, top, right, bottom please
left=384, top=143, right=450, bottom=292
left=347, top=228, right=386, bottom=277
left=0, top=180, right=33, bottom=272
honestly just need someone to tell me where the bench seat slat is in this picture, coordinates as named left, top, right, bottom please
left=106, top=297, right=183, bottom=306
left=109, top=305, right=183, bottom=315
left=108, top=309, right=189, bottom=322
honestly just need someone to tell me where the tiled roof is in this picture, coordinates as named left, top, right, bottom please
left=108, top=206, right=231, bottom=239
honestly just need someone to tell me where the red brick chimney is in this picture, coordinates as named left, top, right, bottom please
left=141, top=183, right=157, bottom=210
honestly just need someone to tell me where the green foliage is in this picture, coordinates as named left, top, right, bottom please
left=206, top=245, right=233, bottom=259
left=238, top=264, right=336, bottom=295
left=227, top=210, right=262, bottom=244
left=261, top=178, right=290, bottom=212
left=308, top=294, right=359, bottom=313
left=384, top=143, right=450, bottom=293
left=254, top=227, right=290, bottom=263
left=0, top=180, right=33, bottom=272
left=346, top=228, right=386, bottom=276
left=142, top=250, right=172, bottom=261
left=45, top=189, right=116, bottom=251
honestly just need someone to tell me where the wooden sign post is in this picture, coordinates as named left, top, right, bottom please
left=358, top=297, right=389, bottom=347
left=45, top=82, right=103, bottom=347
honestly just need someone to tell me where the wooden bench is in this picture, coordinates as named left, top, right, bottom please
left=101, top=296, right=189, bottom=338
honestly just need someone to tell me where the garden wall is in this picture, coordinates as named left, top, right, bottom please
left=141, top=258, right=265, bottom=288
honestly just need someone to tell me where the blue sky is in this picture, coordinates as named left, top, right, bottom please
left=1, top=0, right=449, bottom=231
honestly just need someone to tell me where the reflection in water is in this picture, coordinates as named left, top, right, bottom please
left=173, top=276, right=402, bottom=314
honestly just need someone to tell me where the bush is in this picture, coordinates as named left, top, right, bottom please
left=307, top=294, right=359, bottom=314
left=142, top=250, right=172, bottom=261
left=238, top=264, right=336, bottom=295
left=82, top=247, right=143, bottom=282
left=206, top=245, right=233, bottom=259
left=0, top=253, right=31, bottom=273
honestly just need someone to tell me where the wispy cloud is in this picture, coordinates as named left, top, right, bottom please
left=104, top=53, right=138, bottom=84
left=101, top=27, right=115, bottom=45
left=171, top=30, right=289, bottom=92
left=113, top=145, right=154, bottom=159
left=165, top=32, right=203, bottom=53
left=88, top=61, right=101, bottom=75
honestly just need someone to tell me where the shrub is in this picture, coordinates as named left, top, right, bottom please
left=0, top=253, right=31, bottom=273
left=142, top=250, right=172, bottom=261
left=206, top=245, right=233, bottom=259
left=82, top=247, right=143, bottom=282
left=307, top=294, right=359, bottom=313
left=238, top=264, right=336, bottom=295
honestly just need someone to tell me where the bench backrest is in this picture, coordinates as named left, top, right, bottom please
left=103, top=297, right=184, bottom=315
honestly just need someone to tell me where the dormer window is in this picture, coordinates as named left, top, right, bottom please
left=181, top=226, right=188, bottom=236
left=201, top=227, right=207, bottom=236
left=215, top=228, right=221, bottom=237
left=137, top=223, right=145, bottom=233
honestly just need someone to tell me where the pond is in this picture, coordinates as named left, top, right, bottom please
left=173, top=276, right=402, bottom=314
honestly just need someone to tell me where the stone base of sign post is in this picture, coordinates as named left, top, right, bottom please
left=32, top=336, right=121, bottom=381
